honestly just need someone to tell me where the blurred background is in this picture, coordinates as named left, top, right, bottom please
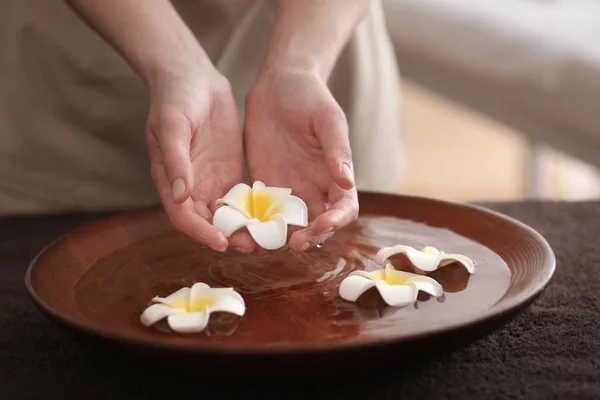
left=3, top=0, right=599, bottom=210
left=384, top=0, right=600, bottom=202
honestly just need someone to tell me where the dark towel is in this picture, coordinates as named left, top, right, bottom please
left=1, top=201, right=599, bottom=399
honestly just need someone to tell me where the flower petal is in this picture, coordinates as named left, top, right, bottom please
left=406, top=276, right=444, bottom=297
left=374, top=281, right=418, bottom=307
left=140, top=304, right=186, bottom=327
left=251, top=182, right=292, bottom=221
left=406, top=250, right=444, bottom=271
left=167, top=312, right=210, bottom=333
left=190, top=282, right=210, bottom=292
left=213, top=205, right=260, bottom=237
left=252, top=181, right=292, bottom=198
left=348, top=268, right=390, bottom=282
left=246, top=214, right=287, bottom=250
left=441, top=254, right=475, bottom=273
left=368, top=269, right=387, bottom=281
left=152, top=287, right=191, bottom=310
left=422, top=245, right=442, bottom=255
left=215, top=183, right=252, bottom=217
left=265, top=196, right=308, bottom=227
left=189, top=282, right=211, bottom=309
left=208, top=290, right=246, bottom=316
left=339, top=274, right=378, bottom=302
left=348, top=269, right=378, bottom=280
left=374, top=245, right=415, bottom=265
left=375, top=244, right=442, bottom=271
left=207, top=288, right=245, bottom=307
left=252, top=181, right=265, bottom=190
left=384, top=264, right=443, bottom=297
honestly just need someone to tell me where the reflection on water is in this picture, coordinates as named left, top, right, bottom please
left=74, top=216, right=510, bottom=345
left=150, top=313, right=243, bottom=337
left=429, top=264, right=472, bottom=293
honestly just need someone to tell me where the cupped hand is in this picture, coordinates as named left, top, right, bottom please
left=244, top=68, right=359, bottom=252
left=146, top=68, right=255, bottom=253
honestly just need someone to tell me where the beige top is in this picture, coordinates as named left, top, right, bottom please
left=0, top=0, right=403, bottom=214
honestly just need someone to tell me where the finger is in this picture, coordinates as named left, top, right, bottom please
left=313, top=231, right=335, bottom=248
left=208, top=200, right=255, bottom=253
left=152, top=163, right=228, bottom=252
left=150, top=112, right=194, bottom=204
left=311, top=196, right=359, bottom=233
left=171, top=203, right=228, bottom=252
left=311, top=104, right=355, bottom=191
left=288, top=186, right=358, bottom=252
left=284, top=189, right=326, bottom=251
left=228, top=231, right=256, bottom=253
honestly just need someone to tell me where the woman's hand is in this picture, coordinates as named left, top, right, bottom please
left=244, top=68, right=359, bottom=252
left=66, top=0, right=257, bottom=252
left=147, top=68, right=254, bottom=253
left=242, top=0, right=369, bottom=252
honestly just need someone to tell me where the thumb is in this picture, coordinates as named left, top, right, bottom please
left=151, top=113, right=194, bottom=203
left=312, top=105, right=355, bottom=191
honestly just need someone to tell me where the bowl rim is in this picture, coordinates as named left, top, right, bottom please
left=24, top=192, right=556, bottom=355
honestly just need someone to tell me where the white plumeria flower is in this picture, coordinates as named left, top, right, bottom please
left=375, top=245, right=475, bottom=274
left=140, top=283, right=245, bottom=334
left=212, top=181, right=308, bottom=250
left=339, top=264, right=443, bottom=307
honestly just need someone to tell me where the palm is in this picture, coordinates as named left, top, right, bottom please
left=147, top=75, right=245, bottom=251
left=245, top=71, right=358, bottom=251
left=187, top=99, right=243, bottom=208
left=246, top=78, right=330, bottom=220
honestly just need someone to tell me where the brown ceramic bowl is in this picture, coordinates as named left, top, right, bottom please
left=25, top=193, right=554, bottom=376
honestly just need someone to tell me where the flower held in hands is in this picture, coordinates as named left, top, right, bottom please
left=212, top=181, right=308, bottom=250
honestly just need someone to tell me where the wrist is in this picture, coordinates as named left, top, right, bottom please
left=138, top=40, right=216, bottom=90
left=259, top=50, right=332, bottom=82
left=146, top=53, right=220, bottom=95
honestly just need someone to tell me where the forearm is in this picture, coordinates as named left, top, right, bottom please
left=260, top=0, right=371, bottom=80
left=66, top=0, right=213, bottom=87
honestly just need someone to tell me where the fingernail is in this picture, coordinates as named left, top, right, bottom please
left=171, top=178, right=185, bottom=201
left=300, top=242, right=310, bottom=251
left=214, top=236, right=228, bottom=252
left=214, top=244, right=227, bottom=252
left=323, top=232, right=334, bottom=241
left=342, top=163, right=354, bottom=185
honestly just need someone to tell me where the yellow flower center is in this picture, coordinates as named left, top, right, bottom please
left=422, top=246, right=441, bottom=255
left=188, top=292, right=219, bottom=313
left=167, top=297, right=189, bottom=311
left=369, top=266, right=408, bottom=285
left=240, top=189, right=280, bottom=222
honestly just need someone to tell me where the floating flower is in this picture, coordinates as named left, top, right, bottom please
left=212, top=181, right=308, bottom=250
left=338, top=264, right=443, bottom=307
left=140, top=283, right=245, bottom=334
left=375, top=245, right=475, bottom=274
